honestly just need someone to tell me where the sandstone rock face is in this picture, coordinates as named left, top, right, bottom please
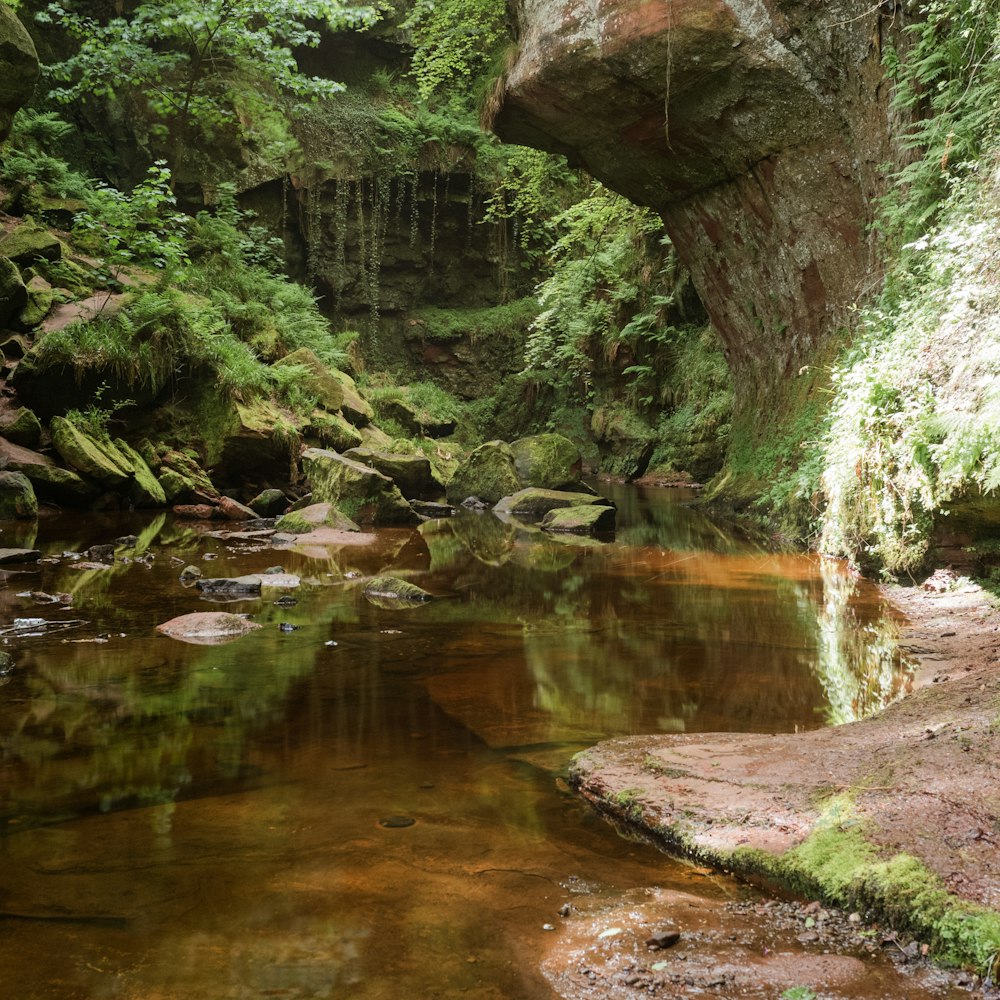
left=0, top=7, right=39, bottom=142
left=496, top=0, right=902, bottom=413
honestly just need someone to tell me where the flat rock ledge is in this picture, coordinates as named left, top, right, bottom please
left=570, top=579, right=1000, bottom=971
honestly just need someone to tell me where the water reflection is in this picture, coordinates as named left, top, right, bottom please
left=0, top=487, right=917, bottom=999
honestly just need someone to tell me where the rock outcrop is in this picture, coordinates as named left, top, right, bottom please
left=0, top=7, right=39, bottom=142
left=494, top=0, right=904, bottom=418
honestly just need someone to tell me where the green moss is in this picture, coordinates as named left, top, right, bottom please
left=408, top=298, right=539, bottom=343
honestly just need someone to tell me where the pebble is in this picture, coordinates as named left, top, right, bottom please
left=542, top=924, right=555, bottom=932
left=278, top=622, right=299, bottom=632
left=646, top=930, right=681, bottom=950
left=378, top=815, right=415, bottom=829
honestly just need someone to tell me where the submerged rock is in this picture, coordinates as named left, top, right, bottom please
left=0, top=546, right=40, bottom=564
left=445, top=441, right=521, bottom=506
left=155, top=611, right=262, bottom=645
left=195, top=575, right=263, bottom=595
left=363, top=575, right=434, bottom=607
left=301, top=448, right=417, bottom=525
left=510, top=433, right=582, bottom=490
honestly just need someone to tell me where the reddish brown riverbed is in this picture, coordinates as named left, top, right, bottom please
left=0, top=487, right=972, bottom=998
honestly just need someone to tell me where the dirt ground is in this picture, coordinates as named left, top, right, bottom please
left=569, top=571, right=1000, bottom=939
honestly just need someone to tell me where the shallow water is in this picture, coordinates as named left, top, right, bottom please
left=0, top=486, right=968, bottom=998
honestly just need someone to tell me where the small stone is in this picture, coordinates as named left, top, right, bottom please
left=542, top=924, right=555, bottom=932
left=218, top=496, right=256, bottom=521
left=559, top=903, right=571, bottom=917
left=797, top=931, right=819, bottom=944
left=273, top=595, right=297, bottom=607
left=278, top=622, right=299, bottom=632
left=378, top=815, right=415, bottom=829
left=324, top=640, right=339, bottom=647
left=848, top=912, right=862, bottom=924
left=179, top=565, right=203, bottom=584
left=646, top=930, right=681, bottom=950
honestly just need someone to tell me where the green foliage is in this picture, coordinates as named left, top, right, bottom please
left=64, top=383, right=135, bottom=440
left=410, top=297, right=539, bottom=342
left=524, top=185, right=665, bottom=396
left=38, top=0, right=379, bottom=168
left=402, top=0, right=508, bottom=101
left=819, top=159, right=1000, bottom=573
left=882, top=0, right=1000, bottom=240
left=781, top=990, right=817, bottom=1000
left=0, top=110, right=89, bottom=199
left=74, top=161, right=190, bottom=280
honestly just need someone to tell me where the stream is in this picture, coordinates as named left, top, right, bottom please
left=0, top=485, right=973, bottom=998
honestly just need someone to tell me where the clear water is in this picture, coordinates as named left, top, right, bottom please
left=0, top=487, right=962, bottom=998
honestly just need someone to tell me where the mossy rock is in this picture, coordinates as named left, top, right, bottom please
left=362, top=575, right=434, bottom=607
left=307, top=409, right=364, bottom=452
left=510, top=433, right=582, bottom=490
left=0, top=437, right=96, bottom=502
left=0, top=255, right=26, bottom=326
left=344, top=447, right=444, bottom=501
left=445, top=441, right=521, bottom=506
left=494, top=487, right=614, bottom=520
left=273, top=347, right=345, bottom=412
left=213, top=400, right=299, bottom=485
left=249, top=488, right=288, bottom=517
left=0, top=221, right=62, bottom=268
left=328, top=368, right=374, bottom=427
left=275, top=502, right=360, bottom=534
left=382, top=398, right=456, bottom=439
left=50, top=416, right=132, bottom=488
left=591, top=404, right=657, bottom=480
left=0, top=470, right=37, bottom=520
left=113, top=438, right=167, bottom=507
left=0, top=406, right=41, bottom=449
left=541, top=504, right=617, bottom=534
left=158, top=449, right=218, bottom=502
left=301, top=447, right=417, bottom=526
left=17, top=275, right=53, bottom=329
left=0, top=7, right=39, bottom=141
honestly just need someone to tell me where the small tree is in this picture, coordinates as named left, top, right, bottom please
left=38, top=0, right=378, bottom=173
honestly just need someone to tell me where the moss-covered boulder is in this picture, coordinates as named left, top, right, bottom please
left=591, top=404, right=657, bottom=480
left=541, top=503, right=617, bottom=534
left=494, top=487, right=615, bottom=520
left=0, top=255, right=26, bottom=326
left=50, top=417, right=132, bottom=488
left=113, top=438, right=167, bottom=507
left=0, top=405, right=41, bottom=448
left=157, top=449, right=219, bottom=503
left=0, top=436, right=96, bottom=501
left=0, top=221, right=62, bottom=268
left=383, top=398, right=456, bottom=439
left=0, top=6, right=39, bottom=142
left=510, top=433, right=582, bottom=490
left=0, top=470, right=37, bottom=520
left=214, top=400, right=299, bottom=485
left=17, top=275, right=53, bottom=328
left=445, top=441, right=521, bottom=506
left=301, top=447, right=418, bottom=525
left=275, top=502, right=360, bottom=534
left=344, top=447, right=444, bottom=501
left=329, top=369, right=374, bottom=426
left=273, top=348, right=345, bottom=412
left=307, top=409, right=364, bottom=452
left=249, top=488, right=288, bottom=517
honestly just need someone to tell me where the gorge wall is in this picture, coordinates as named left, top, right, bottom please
left=493, top=0, right=906, bottom=428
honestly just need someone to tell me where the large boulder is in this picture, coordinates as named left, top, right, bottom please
left=50, top=416, right=132, bottom=488
left=445, top=440, right=521, bottom=506
left=275, top=502, right=360, bottom=534
left=541, top=504, right=617, bottom=535
left=0, top=221, right=62, bottom=268
left=382, top=397, right=456, bottom=439
left=344, top=447, right=444, bottom=501
left=272, top=348, right=345, bottom=412
left=494, top=487, right=614, bottom=521
left=510, top=433, right=582, bottom=490
left=0, top=470, right=37, bottom=519
left=329, top=369, right=374, bottom=426
left=301, top=447, right=418, bottom=525
left=113, top=438, right=167, bottom=507
left=0, top=405, right=41, bottom=449
left=0, top=7, right=39, bottom=141
left=307, top=409, right=364, bottom=452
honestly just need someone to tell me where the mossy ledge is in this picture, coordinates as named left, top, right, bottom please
left=569, top=763, right=1000, bottom=974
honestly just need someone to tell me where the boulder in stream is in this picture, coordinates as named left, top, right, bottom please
left=344, top=447, right=444, bottom=500
left=541, top=504, right=617, bottom=535
left=156, top=611, right=262, bottom=645
left=510, top=433, right=582, bottom=490
left=494, top=487, right=614, bottom=520
left=0, top=470, right=38, bottom=520
left=445, top=441, right=520, bottom=506
left=301, top=448, right=417, bottom=525
left=363, top=575, right=434, bottom=608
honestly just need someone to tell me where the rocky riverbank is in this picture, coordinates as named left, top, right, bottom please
left=569, top=569, right=1000, bottom=975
